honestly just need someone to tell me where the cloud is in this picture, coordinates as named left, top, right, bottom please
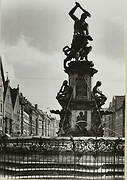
left=2, top=0, right=127, bottom=57
left=95, top=19, right=126, bottom=60
left=2, top=36, right=67, bottom=109
left=2, top=0, right=72, bottom=53
left=1, top=0, right=126, bottom=110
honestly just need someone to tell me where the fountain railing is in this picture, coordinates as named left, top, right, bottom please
left=0, top=136, right=124, bottom=179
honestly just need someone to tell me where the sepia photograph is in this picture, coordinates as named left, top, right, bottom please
left=0, top=0, right=126, bottom=179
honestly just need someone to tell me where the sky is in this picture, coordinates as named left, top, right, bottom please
left=1, top=0, right=127, bottom=112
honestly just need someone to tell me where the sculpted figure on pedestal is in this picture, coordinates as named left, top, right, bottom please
left=63, top=2, right=93, bottom=69
left=56, top=80, right=73, bottom=109
left=92, top=81, right=107, bottom=109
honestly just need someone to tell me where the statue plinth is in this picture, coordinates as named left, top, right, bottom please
left=63, top=61, right=97, bottom=136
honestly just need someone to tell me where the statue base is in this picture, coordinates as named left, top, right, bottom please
left=56, top=60, right=104, bottom=137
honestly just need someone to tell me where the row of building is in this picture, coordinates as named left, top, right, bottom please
left=0, top=58, right=59, bottom=137
left=102, top=95, right=125, bottom=137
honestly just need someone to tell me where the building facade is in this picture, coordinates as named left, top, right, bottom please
left=0, top=57, right=63, bottom=138
left=19, top=94, right=58, bottom=137
left=10, top=86, right=20, bottom=136
left=3, top=79, right=13, bottom=135
left=103, top=96, right=125, bottom=137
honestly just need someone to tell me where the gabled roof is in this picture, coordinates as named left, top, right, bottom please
left=10, top=87, right=19, bottom=109
left=0, top=56, right=5, bottom=84
left=4, top=79, right=9, bottom=101
left=112, top=96, right=125, bottom=110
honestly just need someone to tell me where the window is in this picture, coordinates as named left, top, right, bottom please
left=0, top=104, right=2, bottom=112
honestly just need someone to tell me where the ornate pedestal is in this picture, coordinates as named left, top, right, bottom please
left=64, top=61, right=98, bottom=136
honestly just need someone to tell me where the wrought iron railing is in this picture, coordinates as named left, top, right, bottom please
left=0, top=136, right=124, bottom=179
